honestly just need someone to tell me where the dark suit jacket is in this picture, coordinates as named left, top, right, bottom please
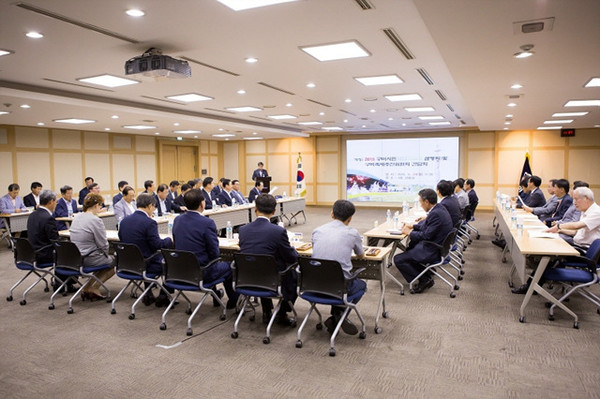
left=112, top=192, right=123, bottom=206
left=467, top=189, right=479, bottom=214
left=248, top=187, right=261, bottom=203
left=439, top=195, right=461, bottom=227
left=544, top=194, right=573, bottom=225
left=211, top=186, right=222, bottom=200
left=142, top=191, right=159, bottom=207
left=118, top=210, right=172, bottom=274
left=202, top=189, right=214, bottom=209
left=23, top=193, right=38, bottom=208
left=407, top=204, right=453, bottom=264
left=78, top=187, right=89, bottom=205
left=172, top=194, right=186, bottom=213
left=27, top=207, right=58, bottom=264
left=525, top=188, right=546, bottom=208
left=53, top=197, right=79, bottom=231
left=217, top=190, right=233, bottom=207
left=252, top=168, right=268, bottom=181
left=165, top=194, right=174, bottom=211
left=156, top=197, right=172, bottom=216
left=172, top=211, right=220, bottom=266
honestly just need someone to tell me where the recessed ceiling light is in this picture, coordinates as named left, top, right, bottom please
left=401, top=123, right=406, bottom=126
left=537, top=126, right=562, bottom=130
left=362, top=125, right=367, bottom=128
left=354, top=75, right=403, bottom=86
left=78, top=74, right=139, bottom=88
left=37, top=122, right=45, bottom=126
left=237, top=89, right=246, bottom=94
left=123, top=125, right=156, bottom=130
left=245, top=57, right=258, bottom=63
left=343, top=119, right=348, bottom=123
left=226, top=106, right=262, bottom=112
left=20, top=104, right=31, bottom=109
left=370, top=109, right=376, bottom=113
left=26, top=31, right=43, bottom=39
left=503, top=127, right=509, bottom=130
left=0, top=49, right=13, bottom=57
left=418, top=116, right=444, bottom=120
left=194, top=136, right=198, bottom=138
left=504, top=122, right=511, bottom=125
left=384, top=93, right=422, bottom=102
left=244, top=137, right=263, bottom=140
left=212, top=134, right=236, bottom=137
left=514, top=44, right=534, bottom=58
left=505, top=114, right=513, bottom=118
left=306, top=83, right=316, bottom=88
left=167, top=93, right=213, bottom=102
left=404, top=106, right=435, bottom=112
left=267, top=114, right=296, bottom=120
left=155, top=132, right=160, bottom=135
left=544, top=120, right=573, bottom=124
left=552, top=112, right=588, bottom=117
left=507, top=103, right=517, bottom=107
left=286, top=103, right=292, bottom=107
left=345, top=99, right=352, bottom=103
left=298, top=121, right=322, bottom=126
left=173, top=123, right=180, bottom=126
left=388, top=117, right=394, bottom=121
left=584, top=77, right=600, bottom=88
left=322, top=127, right=343, bottom=131
left=111, top=115, right=119, bottom=119
left=300, top=40, right=370, bottom=62
left=319, top=112, right=325, bottom=116
left=511, top=84, right=523, bottom=89
left=174, top=130, right=202, bottom=134
left=429, top=121, right=451, bottom=126
left=252, top=132, right=257, bottom=135
left=126, top=9, right=145, bottom=17
left=217, top=0, right=298, bottom=11
left=54, top=118, right=96, bottom=124
left=565, top=100, right=600, bottom=107
left=0, top=111, right=10, bottom=115
left=104, top=128, right=110, bottom=131
left=177, top=137, right=183, bottom=141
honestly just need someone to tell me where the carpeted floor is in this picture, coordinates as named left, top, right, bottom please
left=0, top=207, right=599, bottom=399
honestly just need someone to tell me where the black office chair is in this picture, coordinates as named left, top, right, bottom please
left=160, top=249, right=227, bottom=336
left=6, top=238, right=56, bottom=305
left=230, top=253, right=297, bottom=344
left=409, top=229, right=459, bottom=298
left=50, top=240, right=112, bottom=313
left=111, top=243, right=171, bottom=320
left=296, top=257, right=367, bottom=357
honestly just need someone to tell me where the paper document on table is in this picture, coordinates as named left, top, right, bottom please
left=386, top=229, right=403, bottom=235
left=528, top=230, right=560, bottom=239
left=523, top=224, right=546, bottom=230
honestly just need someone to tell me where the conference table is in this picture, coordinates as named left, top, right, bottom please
left=493, top=199, right=580, bottom=325
left=56, top=212, right=118, bottom=230
left=57, top=229, right=392, bottom=334
left=1, top=211, right=32, bottom=249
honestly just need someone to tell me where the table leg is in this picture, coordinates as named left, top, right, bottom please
left=519, top=256, right=568, bottom=323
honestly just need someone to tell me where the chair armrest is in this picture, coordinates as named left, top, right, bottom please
left=143, top=251, right=161, bottom=263
left=421, top=240, right=443, bottom=250
left=571, top=244, right=588, bottom=256
left=279, top=262, right=298, bottom=275
left=201, top=257, right=222, bottom=270
left=346, top=267, right=366, bottom=281
left=33, top=243, right=54, bottom=254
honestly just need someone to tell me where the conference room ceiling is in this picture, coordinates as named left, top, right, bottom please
left=0, top=0, right=598, bottom=141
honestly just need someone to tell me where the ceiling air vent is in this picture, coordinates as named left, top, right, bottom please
left=435, top=90, right=446, bottom=101
left=257, top=82, right=295, bottom=96
left=354, top=0, right=374, bottom=10
left=513, top=17, right=555, bottom=35
left=307, top=99, right=331, bottom=107
left=180, top=56, right=239, bottom=76
left=382, top=28, right=415, bottom=60
left=508, top=94, right=521, bottom=99
left=339, top=109, right=357, bottom=116
left=446, top=104, right=455, bottom=112
left=416, top=68, right=434, bottom=85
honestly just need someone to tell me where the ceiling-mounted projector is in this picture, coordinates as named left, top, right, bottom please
left=125, top=48, right=191, bottom=79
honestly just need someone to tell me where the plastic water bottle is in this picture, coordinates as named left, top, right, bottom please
left=153, top=208, right=158, bottom=217
left=283, top=191, right=287, bottom=198
left=168, top=219, right=174, bottom=236
left=402, top=201, right=409, bottom=215
left=386, top=209, right=392, bottom=223
left=393, top=212, right=399, bottom=230
left=226, top=221, right=233, bottom=240
left=413, top=198, right=419, bottom=211
left=108, top=202, right=113, bottom=213
left=232, top=197, right=237, bottom=207
left=511, top=208, right=517, bottom=227
left=68, top=207, right=73, bottom=218
left=516, top=216, right=524, bottom=236
left=212, top=200, right=217, bottom=209
left=496, top=190, right=501, bottom=204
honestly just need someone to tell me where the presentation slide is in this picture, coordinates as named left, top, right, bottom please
left=346, top=137, right=459, bottom=203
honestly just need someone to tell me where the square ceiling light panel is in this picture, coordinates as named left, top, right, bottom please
left=300, top=40, right=370, bottom=62
left=216, top=0, right=298, bottom=11
left=354, top=75, right=403, bottom=86
left=384, top=94, right=422, bottom=102
left=167, top=93, right=213, bottom=102
left=77, top=74, right=139, bottom=88
left=54, top=118, right=96, bottom=124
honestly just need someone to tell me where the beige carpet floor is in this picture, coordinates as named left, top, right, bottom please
left=0, top=207, right=599, bottom=399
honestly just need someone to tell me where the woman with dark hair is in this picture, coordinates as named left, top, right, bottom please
left=69, top=193, right=115, bottom=300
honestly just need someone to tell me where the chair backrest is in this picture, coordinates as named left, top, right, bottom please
left=114, top=243, right=146, bottom=275
left=161, top=249, right=202, bottom=286
left=585, top=239, right=600, bottom=265
left=441, top=229, right=458, bottom=258
left=233, top=253, right=280, bottom=291
left=462, top=206, right=472, bottom=222
left=52, top=240, right=83, bottom=272
left=297, top=257, right=346, bottom=299
left=14, top=238, right=36, bottom=266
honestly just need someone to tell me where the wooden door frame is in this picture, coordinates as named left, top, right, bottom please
left=158, top=140, right=200, bottom=184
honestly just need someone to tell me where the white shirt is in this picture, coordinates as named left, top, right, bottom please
left=574, top=202, right=600, bottom=247
left=126, top=201, right=135, bottom=214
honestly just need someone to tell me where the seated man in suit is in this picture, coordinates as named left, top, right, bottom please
left=172, top=189, right=238, bottom=309
left=522, top=179, right=558, bottom=220
left=248, top=181, right=264, bottom=203
left=172, top=184, right=190, bottom=213
left=216, top=179, right=235, bottom=207
left=437, top=180, right=461, bottom=226
left=231, top=180, right=248, bottom=205
left=142, top=180, right=159, bottom=207
left=252, top=161, right=268, bottom=181
left=114, top=186, right=136, bottom=222
left=23, top=182, right=43, bottom=209
left=86, top=183, right=107, bottom=209
left=393, top=188, right=453, bottom=293
left=464, top=178, right=478, bottom=219
left=112, top=180, right=128, bottom=206
left=78, top=176, right=94, bottom=205
left=156, top=184, right=172, bottom=216
left=453, top=178, right=470, bottom=211
left=239, top=193, right=297, bottom=325
left=27, top=190, right=76, bottom=293
left=547, top=187, right=600, bottom=249
left=211, top=177, right=224, bottom=200
left=541, top=179, right=572, bottom=227
left=312, top=199, right=365, bottom=335
left=514, top=178, right=530, bottom=208
left=118, top=193, right=173, bottom=306
left=53, top=185, right=79, bottom=231
left=201, top=177, right=215, bottom=209
left=524, top=175, right=546, bottom=208
left=166, top=180, right=179, bottom=210
left=552, top=181, right=589, bottom=228
left=0, top=183, right=28, bottom=229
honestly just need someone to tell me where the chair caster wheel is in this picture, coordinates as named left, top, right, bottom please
left=329, top=348, right=336, bottom=357
left=409, top=289, right=415, bottom=294
left=508, top=281, right=514, bottom=288
left=44, top=287, right=49, bottom=292
left=458, top=276, right=463, bottom=281
left=186, top=328, right=193, bottom=336
left=111, top=309, right=116, bottom=314
left=597, top=308, right=600, bottom=315
left=519, top=316, right=525, bottom=323
left=249, top=315, right=255, bottom=322
left=548, top=315, right=555, bottom=321
left=454, top=285, right=460, bottom=290
left=476, top=235, right=480, bottom=239
left=263, top=337, right=270, bottom=344
left=545, top=302, right=552, bottom=308
left=128, top=314, right=135, bottom=320
left=48, top=304, right=55, bottom=310
left=375, top=327, right=382, bottom=334
left=231, top=332, right=238, bottom=339
left=461, top=260, right=465, bottom=264
left=220, top=314, right=227, bottom=321
left=382, top=311, right=388, bottom=318
left=6, top=296, right=13, bottom=302
left=19, top=300, right=26, bottom=306
left=67, top=308, right=74, bottom=314
left=359, top=331, right=366, bottom=339
left=290, top=320, right=297, bottom=328
left=316, top=323, right=323, bottom=330
left=400, top=290, right=405, bottom=296
left=573, top=322, right=579, bottom=329
left=186, top=308, right=192, bottom=315
left=296, top=340, right=302, bottom=348
left=160, top=323, right=167, bottom=331
left=450, top=292, right=456, bottom=298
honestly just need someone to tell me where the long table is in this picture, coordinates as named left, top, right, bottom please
left=1, top=211, right=32, bottom=249
left=56, top=212, right=118, bottom=230
left=493, top=201, right=580, bottom=324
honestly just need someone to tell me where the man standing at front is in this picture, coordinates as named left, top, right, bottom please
left=238, top=194, right=298, bottom=325
left=312, top=199, right=365, bottom=335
